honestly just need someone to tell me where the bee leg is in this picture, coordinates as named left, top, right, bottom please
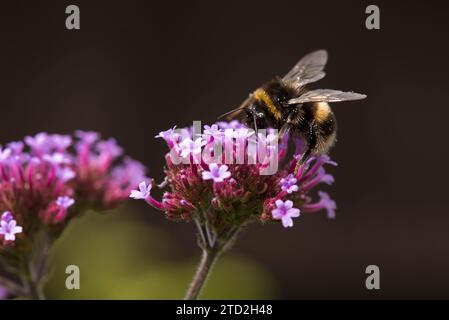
left=253, top=113, right=258, bottom=135
left=294, top=122, right=317, bottom=175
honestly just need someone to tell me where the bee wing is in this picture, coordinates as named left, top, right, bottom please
left=218, top=94, right=253, bottom=120
left=282, top=50, right=328, bottom=88
left=287, top=89, right=367, bottom=104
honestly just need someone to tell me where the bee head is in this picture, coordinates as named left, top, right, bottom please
left=244, top=103, right=271, bottom=129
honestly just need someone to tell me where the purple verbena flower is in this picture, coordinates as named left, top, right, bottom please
left=0, top=216, right=23, bottom=242
left=202, top=163, right=231, bottom=183
left=280, top=174, right=299, bottom=194
left=130, top=181, right=152, bottom=200
left=0, top=147, right=11, bottom=162
left=155, top=126, right=177, bottom=141
left=75, top=130, right=99, bottom=144
left=24, top=132, right=50, bottom=154
left=57, top=167, right=76, bottom=182
left=43, top=152, right=71, bottom=165
left=178, top=138, right=206, bottom=158
left=271, top=200, right=300, bottom=228
left=303, top=191, right=337, bottom=219
left=56, top=196, right=75, bottom=209
left=203, top=124, right=222, bottom=139
left=6, top=141, right=24, bottom=155
left=97, top=138, right=123, bottom=159
left=217, top=120, right=245, bottom=130
left=51, top=134, right=72, bottom=151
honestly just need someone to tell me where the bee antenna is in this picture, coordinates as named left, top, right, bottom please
left=253, top=113, right=258, bottom=135
left=217, top=107, right=241, bottom=119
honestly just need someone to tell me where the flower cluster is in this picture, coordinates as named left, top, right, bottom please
left=131, top=121, right=337, bottom=249
left=0, top=131, right=147, bottom=249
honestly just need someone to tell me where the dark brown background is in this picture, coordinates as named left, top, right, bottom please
left=0, top=0, right=448, bottom=298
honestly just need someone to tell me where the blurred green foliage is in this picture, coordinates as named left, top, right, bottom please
left=44, top=208, right=277, bottom=299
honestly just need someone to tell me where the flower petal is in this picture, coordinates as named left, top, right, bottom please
left=287, top=208, right=300, bottom=218
left=271, top=209, right=283, bottom=219
left=281, top=216, right=294, bottom=228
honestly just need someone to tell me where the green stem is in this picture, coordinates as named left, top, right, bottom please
left=184, top=246, right=220, bottom=300
left=27, top=276, right=45, bottom=300
left=21, top=231, right=50, bottom=300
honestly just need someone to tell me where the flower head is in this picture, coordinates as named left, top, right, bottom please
left=271, top=200, right=300, bottom=228
left=0, top=131, right=148, bottom=249
left=0, top=130, right=148, bottom=299
left=133, top=121, right=337, bottom=231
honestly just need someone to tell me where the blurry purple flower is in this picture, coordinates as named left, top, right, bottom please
left=321, top=173, right=335, bottom=185
left=75, top=130, right=99, bottom=144
left=0, top=147, right=11, bottom=162
left=271, top=200, right=300, bottom=228
left=0, top=130, right=149, bottom=299
left=43, top=152, right=71, bottom=165
left=97, top=138, right=123, bottom=158
left=202, top=163, right=231, bottom=183
left=303, top=191, right=337, bottom=219
left=56, top=196, right=75, bottom=209
left=51, top=134, right=72, bottom=150
left=24, top=132, right=50, bottom=153
left=130, top=181, right=152, bottom=200
left=6, top=141, right=24, bottom=155
left=57, top=167, right=76, bottom=182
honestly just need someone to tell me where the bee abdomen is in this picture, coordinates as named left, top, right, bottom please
left=314, top=102, right=336, bottom=135
left=312, top=102, right=337, bottom=154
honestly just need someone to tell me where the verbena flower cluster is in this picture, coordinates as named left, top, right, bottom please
left=131, top=121, right=336, bottom=246
left=0, top=131, right=147, bottom=250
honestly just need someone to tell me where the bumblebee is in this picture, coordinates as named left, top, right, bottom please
left=220, top=50, right=366, bottom=172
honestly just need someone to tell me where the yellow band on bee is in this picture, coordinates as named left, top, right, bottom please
left=254, top=88, right=282, bottom=120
